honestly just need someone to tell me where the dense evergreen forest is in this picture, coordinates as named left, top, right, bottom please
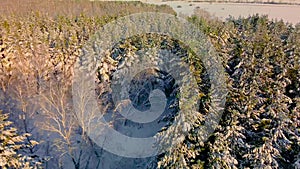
left=0, top=0, right=299, bottom=168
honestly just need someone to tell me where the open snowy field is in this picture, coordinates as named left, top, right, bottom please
left=144, top=0, right=300, bottom=25
left=143, top=0, right=300, bottom=4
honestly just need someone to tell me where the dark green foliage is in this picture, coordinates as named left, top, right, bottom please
left=0, top=110, right=41, bottom=169
left=158, top=14, right=300, bottom=169
left=0, top=2, right=299, bottom=168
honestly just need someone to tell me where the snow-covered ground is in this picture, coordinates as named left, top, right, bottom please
left=143, top=0, right=300, bottom=25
